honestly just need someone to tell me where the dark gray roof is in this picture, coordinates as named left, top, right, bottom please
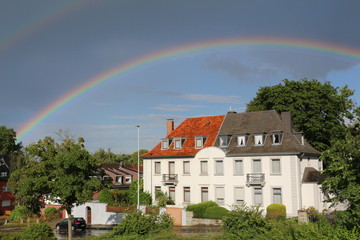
left=216, top=110, right=320, bottom=156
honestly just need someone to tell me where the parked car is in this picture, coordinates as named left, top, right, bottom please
left=56, top=217, right=86, bottom=231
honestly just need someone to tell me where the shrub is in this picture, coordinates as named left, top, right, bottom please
left=186, top=201, right=218, bottom=218
left=266, top=204, right=286, bottom=220
left=222, top=204, right=270, bottom=239
left=19, top=223, right=56, bottom=240
left=203, top=206, right=229, bottom=219
left=9, top=206, right=32, bottom=222
left=112, top=210, right=173, bottom=236
left=99, top=188, right=115, bottom=205
left=43, top=207, right=57, bottom=220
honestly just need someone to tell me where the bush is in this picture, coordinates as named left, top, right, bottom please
left=9, top=206, right=32, bottom=222
left=43, top=207, right=57, bottom=220
left=266, top=204, right=286, bottom=220
left=19, top=223, right=56, bottom=240
left=99, top=188, right=115, bottom=205
left=186, top=201, right=218, bottom=218
left=222, top=204, right=270, bottom=239
left=112, top=210, right=173, bottom=236
left=203, top=206, right=229, bottom=219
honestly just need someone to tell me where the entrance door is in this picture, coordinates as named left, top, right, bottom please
left=86, top=206, right=92, bottom=225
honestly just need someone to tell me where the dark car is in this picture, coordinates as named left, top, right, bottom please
left=56, top=217, right=86, bottom=231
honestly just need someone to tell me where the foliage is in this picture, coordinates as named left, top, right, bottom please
left=155, top=191, right=174, bottom=207
left=246, top=79, right=359, bottom=151
left=19, top=223, right=56, bottom=240
left=99, top=188, right=115, bottom=205
left=8, top=135, right=104, bottom=221
left=128, top=179, right=152, bottom=206
left=186, top=201, right=218, bottom=218
left=0, top=125, right=22, bottom=155
left=266, top=204, right=286, bottom=220
left=112, top=210, right=173, bottom=236
left=128, top=149, right=149, bottom=165
left=43, top=207, right=57, bottom=220
left=203, top=206, right=229, bottom=219
left=222, top=204, right=269, bottom=239
left=321, top=130, right=360, bottom=229
left=93, top=148, right=130, bottom=164
left=9, top=206, right=32, bottom=222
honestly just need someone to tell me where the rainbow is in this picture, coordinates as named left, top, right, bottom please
left=16, top=36, right=360, bottom=142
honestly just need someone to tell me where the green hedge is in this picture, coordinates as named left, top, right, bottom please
left=203, top=206, right=229, bottom=219
left=186, top=201, right=219, bottom=218
left=266, top=204, right=286, bottom=220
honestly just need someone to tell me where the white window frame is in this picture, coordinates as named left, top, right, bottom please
left=183, top=161, right=190, bottom=175
left=252, top=159, right=262, bottom=173
left=215, top=186, right=225, bottom=205
left=237, top=135, right=247, bottom=147
left=271, top=158, right=281, bottom=175
left=233, top=159, right=243, bottom=175
left=254, top=134, right=264, bottom=146
left=169, top=186, right=176, bottom=202
left=115, top=175, right=122, bottom=183
left=272, top=132, right=283, bottom=145
left=1, top=200, right=10, bottom=207
left=125, top=175, right=132, bottom=183
left=201, top=187, right=209, bottom=202
left=200, top=160, right=208, bottom=175
left=234, top=186, right=245, bottom=205
left=1, top=172, right=7, bottom=177
left=184, top=187, right=190, bottom=203
left=154, top=161, right=161, bottom=175
left=272, top=187, right=282, bottom=204
left=253, top=187, right=263, bottom=206
left=195, top=136, right=207, bottom=149
left=219, top=135, right=230, bottom=147
left=161, top=139, right=170, bottom=150
left=214, top=159, right=224, bottom=175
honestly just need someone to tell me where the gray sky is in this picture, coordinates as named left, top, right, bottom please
left=1, top=0, right=360, bottom=153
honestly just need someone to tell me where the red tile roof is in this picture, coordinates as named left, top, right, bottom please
left=142, top=115, right=224, bottom=158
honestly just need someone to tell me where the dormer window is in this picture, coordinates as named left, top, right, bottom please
left=254, top=133, right=265, bottom=146
left=237, top=134, right=249, bottom=147
left=195, top=136, right=207, bottom=149
left=219, top=135, right=231, bottom=148
left=115, top=175, right=122, bottom=183
left=272, top=131, right=283, bottom=145
left=161, top=138, right=172, bottom=150
left=174, top=137, right=186, bottom=150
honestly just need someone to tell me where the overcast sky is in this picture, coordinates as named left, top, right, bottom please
left=1, top=0, right=360, bottom=154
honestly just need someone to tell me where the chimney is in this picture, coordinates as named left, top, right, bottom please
left=281, top=112, right=293, bottom=132
left=166, top=119, right=174, bottom=136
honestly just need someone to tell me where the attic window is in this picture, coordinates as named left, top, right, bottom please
left=254, top=134, right=265, bottom=146
left=161, top=138, right=172, bottom=150
left=195, top=136, right=207, bottom=149
left=219, top=135, right=231, bottom=148
left=237, top=134, right=249, bottom=147
left=174, top=137, right=186, bottom=150
left=272, top=131, right=283, bottom=145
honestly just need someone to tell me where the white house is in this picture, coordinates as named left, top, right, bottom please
left=142, top=110, right=327, bottom=217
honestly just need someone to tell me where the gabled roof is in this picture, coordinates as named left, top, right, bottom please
left=142, top=115, right=225, bottom=158
left=216, top=110, right=320, bottom=156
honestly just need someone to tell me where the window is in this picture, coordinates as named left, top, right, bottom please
left=234, top=159, right=243, bottom=175
left=125, top=175, right=132, bottom=183
left=115, top=175, right=122, bottom=183
left=219, top=135, right=230, bottom=147
left=103, top=175, right=109, bottom=181
left=272, top=132, right=283, bottom=145
left=215, top=186, right=225, bottom=204
left=0, top=172, right=7, bottom=177
left=174, top=138, right=186, bottom=150
left=237, top=135, right=248, bottom=146
left=155, top=186, right=161, bottom=194
left=195, top=136, right=207, bottom=148
left=2, top=185, right=9, bottom=192
left=215, top=159, right=224, bottom=175
left=184, top=187, right=190, bottom=202
left=273, top=188, right=282, bottom=204
left=201, top=187, right=208, bottom=202
left=254, top=187, right=263, bottom=205
left=271, top=159, right=281, bottom=174
left=183, top=161, right=190, bottom=174
left=1, top=200, right=10, bottom=207
left=200, top=161, right=208, bottom=175
left=155, top=162, right=161, bottom=174
left=252, top=159, right=262, bottom=173
left=161, top=139, right=170, bottom=150
left=169, top=187, right=176, bottom=202
left=234, top=187, right=245, bottom=204
left=254, top=134, right=264, bottom=145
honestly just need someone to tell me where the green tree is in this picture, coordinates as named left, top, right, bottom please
left=0, top=126, right=25, bottom=172
left=246, top=79, right=358, bottom=151
left=9, top=136, right=103, bottom=240
left=127, top=149, right=148, bottom=165
left=321, top=128, right=360, bottom=228
left=128, top=179, right=152, bottom=206
left=93, top=148, right=129, bottom=164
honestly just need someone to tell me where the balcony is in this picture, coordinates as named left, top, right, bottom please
left=162, top=174, right=178, bottom=186
left=246, top=173, right=265, bottom=186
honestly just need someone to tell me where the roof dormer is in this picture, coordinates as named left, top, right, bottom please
left=174, top=137, right=186, bottom=150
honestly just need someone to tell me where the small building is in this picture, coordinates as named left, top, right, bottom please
left=101, top=164, right=142, bottom=190
left=142, top=110, right=327, bottom=217
left=0, top=155, right=15, bottom=214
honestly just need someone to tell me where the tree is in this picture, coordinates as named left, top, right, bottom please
left=0, top=126, right=25, bottom=172
left=246, top=79, right=358, bottom=151
left=128, top=149, right=149, bottom=165
left=321, top=128, right=360, bottom=228
left=9, top=136, right=103, bottom=240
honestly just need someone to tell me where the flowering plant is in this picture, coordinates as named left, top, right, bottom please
left=306, top=206, right=319, bottom=216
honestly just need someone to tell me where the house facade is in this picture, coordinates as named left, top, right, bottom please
left=142, top=110, right=326, bottom=217
left=0, top=155, right=15, bottom=214
left=101, top=164, right=141, bottom=190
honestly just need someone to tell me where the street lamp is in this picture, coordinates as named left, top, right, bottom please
left=135, top=125, right=140, bottom=211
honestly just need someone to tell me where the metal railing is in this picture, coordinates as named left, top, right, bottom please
left=162, top=174, right=178, bottom=182
left=246, top=173, right=265, bottom=185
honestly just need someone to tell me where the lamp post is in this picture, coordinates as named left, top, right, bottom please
left=135, top=125, right=140, bottom=211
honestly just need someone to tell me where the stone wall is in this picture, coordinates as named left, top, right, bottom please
left=185, top=211, right=222, bottom=226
